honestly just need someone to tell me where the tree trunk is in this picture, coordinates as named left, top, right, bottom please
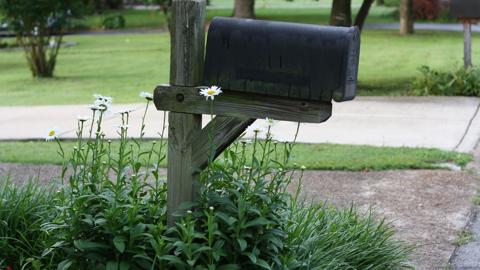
left=399, top=0, right=414, bottom=35
left=330, top=0, right=352, bottom=26
left=463, top=22, right=472, bottom=68
left=354, top=0, right=374, bottom=31
left=234, top=0, right=255, bottom=19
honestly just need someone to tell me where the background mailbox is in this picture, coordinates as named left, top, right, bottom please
left=451, top=0, right=480, bottom=19
left=204, top=17, right=360, bottom=102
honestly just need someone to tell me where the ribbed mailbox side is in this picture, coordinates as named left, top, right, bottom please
left=204, top=17, right=360, bottom=102
left=451, top=0, right=480, bottom=19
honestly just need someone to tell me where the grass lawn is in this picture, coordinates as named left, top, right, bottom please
left=1, top=29, right=478, bottom=106
left=0, top=140, right=472, bottom=171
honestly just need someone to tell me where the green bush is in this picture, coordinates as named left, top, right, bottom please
left=0, top=180, right=60, bottom=269
left=0, top=0, right=85, bottom=77
left=411, top=65, right=480, bottom=96
left=0, top=93, right=412, bottom=269
left=102, top=15, right=126, bottom=29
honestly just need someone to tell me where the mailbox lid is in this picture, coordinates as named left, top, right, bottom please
left=204, top=17, right=360, bottom=102
left=451, top=0, right=480, bottom=19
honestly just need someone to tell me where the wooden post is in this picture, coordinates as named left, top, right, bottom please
left=167, top=0, right=206, bottom=225
left=463, top=21, right=472, bottom=69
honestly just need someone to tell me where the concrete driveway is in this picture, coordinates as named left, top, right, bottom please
left=1, top=96, right=480, bottom=152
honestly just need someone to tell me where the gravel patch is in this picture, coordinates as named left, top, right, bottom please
left=292, top=170, right=478, bottom=270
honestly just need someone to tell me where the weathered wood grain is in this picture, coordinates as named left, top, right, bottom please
left=154, top=84, right=332, bottom=123
left=169, top=0, right=206, bottom=86
left=191, top=116, right=255, bottom=171
left=167, top=112, right=201, bottom=222
left=167, top=0, right=206, bottom=225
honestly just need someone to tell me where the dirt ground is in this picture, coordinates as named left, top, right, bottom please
left=292, top=170, right=479, bottom=270
left=1, top=163, right=478, bottom=270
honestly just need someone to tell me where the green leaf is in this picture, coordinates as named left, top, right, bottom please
left=246, top=252, right=257, bottom=264
left=57, top=259, right=73, bottom=270
left=74, top=239, right=109, bottom=251
left=255, top=259, right=271, bottom=270
left=160, top=255, right=188, bottom=267
left=217, top=264, right=241, bottom=270
left=245, top=217, right=271, bottom=228
left=113, top=236, right=126, bottom=253
left=106, top=261, right=118, bottom=270
left=119, top=261, right=130, bottom=270
left=237, top=238, right=247, bottom=252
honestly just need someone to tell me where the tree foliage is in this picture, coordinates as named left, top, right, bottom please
left=0, top=0, right=84, bottom=77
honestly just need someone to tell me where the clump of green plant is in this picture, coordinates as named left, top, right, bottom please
left=453, top=230, right=474, bottom=247
left=102, top=15, right=126, bottom=29
left=1, top=90, right=413, bottom=269
left=0, top=180, right=60, bottom=269
left=283, top=202, right=413, bottom=269
left=411, top=65, right=480, bottom=96
left=41, top=92, right=170, bottom=269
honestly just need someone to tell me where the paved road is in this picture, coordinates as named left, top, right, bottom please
left=1, top=96, right=480, bottom=152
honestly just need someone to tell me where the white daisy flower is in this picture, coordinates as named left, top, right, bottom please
left=88, top=104, right=101, bottom=111
left=116, top=108, right=135, bottom=115
left=139, top=91, right=153, bottom=101
left=247, top=125, right=263, bottom=135
left=93, top=94, right=112, bottom=103
left=265, top=117, right=276, bottom=127
left=199, top=86, right=222, bottom=100
left=93, top=94, right=112, bottom=111
left=45, top=127, right=59, bottom=141
left=77, top=115, right=89, bottom=122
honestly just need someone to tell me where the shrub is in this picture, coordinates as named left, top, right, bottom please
left=0, top=0, right=85, bottom=77
left=102, top=15, right=126, bottom=29
left=413, top=0, right=440, bottom=20
left=411, top=65, right=480, bottom=96
left=1, top=92, right=413, bottom=269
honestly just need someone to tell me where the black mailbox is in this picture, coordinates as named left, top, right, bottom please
left=203, top=17, right=360, bottom=102
left=451, top=0, right=480, bottom=19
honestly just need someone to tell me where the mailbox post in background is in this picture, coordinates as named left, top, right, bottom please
left=155, top=2, right=361, bottom=224
left=451, top=0, right=480, bottom=68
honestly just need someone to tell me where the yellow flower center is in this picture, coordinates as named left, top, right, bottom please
left=207, top=90, right=216, bottom=95
left=49, top=130, right=56, bottom=136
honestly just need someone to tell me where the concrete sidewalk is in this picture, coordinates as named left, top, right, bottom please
left=364, top=23, right=480, bottom=33
left=1, top=96, right=480, bottom=152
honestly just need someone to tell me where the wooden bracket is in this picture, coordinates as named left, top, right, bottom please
left=154, top=84, right=332, bottom=123
left=190, top=116, right=255, bottom=172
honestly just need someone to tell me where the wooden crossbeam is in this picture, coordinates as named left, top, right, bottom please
left=154, top=84, right=332, bottom=123
left=191, top=116, right=255, bottom=172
